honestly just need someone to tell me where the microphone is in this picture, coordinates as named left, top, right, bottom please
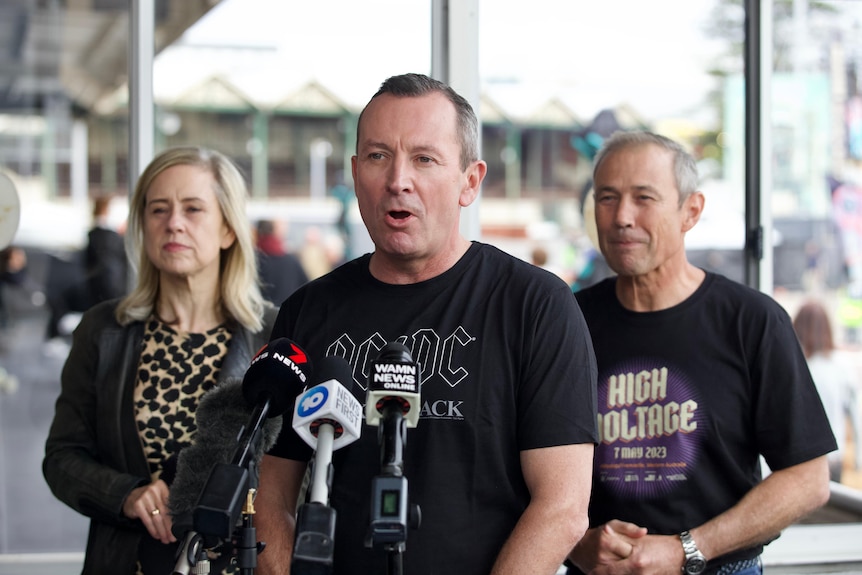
left=291, top=355, right=362, bottom=575
left=365, top=341, right=421, bottom=428
left=293, top=355, right=363, bottom=503
left=365, top=342, right=422, bottom=551
left=178, top=338, right=313, bottom=542
left=243, top=337, right=313, bottom=415
left=169, top=377, right=284, bottom=574
left=169, top=377, right=285, bottom=525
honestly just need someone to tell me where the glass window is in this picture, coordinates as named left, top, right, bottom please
left=1, top=0, right=860, bottom=566
left=768, top=0, right=862, bottom=496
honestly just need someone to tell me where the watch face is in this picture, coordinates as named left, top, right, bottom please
left=685, top=556, right=707, bottom=575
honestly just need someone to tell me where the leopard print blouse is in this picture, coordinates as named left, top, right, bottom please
left=134, top=316, right=232, bottom=481
left=133, top=316, right=240, bottom=574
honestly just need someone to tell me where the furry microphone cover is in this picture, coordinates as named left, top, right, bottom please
left=168, top=377, right=284, bottom=522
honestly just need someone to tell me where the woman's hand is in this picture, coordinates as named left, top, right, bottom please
left=122, top=479, right=176, bottom=544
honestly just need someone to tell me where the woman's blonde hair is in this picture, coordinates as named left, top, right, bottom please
left=115, top=146, right=265, bottom=332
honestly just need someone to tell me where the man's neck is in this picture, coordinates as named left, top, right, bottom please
left=615, top=262, right=706, bottom=312
left=369, top=238, right=472, bottom=285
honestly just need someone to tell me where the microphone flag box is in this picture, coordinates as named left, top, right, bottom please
left=365, top=358, right=421, bottom=427
left=293, top=380, right=362, bottom=450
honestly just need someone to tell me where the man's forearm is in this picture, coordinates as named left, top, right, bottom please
left=691, top=456, right=830, bottom=561
left=568, top=526, right=601, bottom=573
left=492, top=500, right=588, bottom=575
left=255, top=455, right=306, bottom=575
left=256, top=519, right=295, bottom=575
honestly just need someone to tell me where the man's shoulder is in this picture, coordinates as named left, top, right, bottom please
left=286, top=255, right=367, bottom=298
left=471, top=242, right=569, bottom=287
left=702, top=272, right=787, bottom=312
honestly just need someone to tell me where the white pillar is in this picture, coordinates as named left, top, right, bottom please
left=432, top=0, right=482, bottom=241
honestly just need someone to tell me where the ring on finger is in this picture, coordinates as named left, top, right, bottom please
left=151, top=508, right=160, bottom=516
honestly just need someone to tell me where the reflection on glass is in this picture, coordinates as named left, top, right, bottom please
left=769, top=0, right=862, bottom=494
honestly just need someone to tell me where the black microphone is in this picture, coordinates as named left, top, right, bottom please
left=243, top=337, right=313, bottom=415
left=169, top=377, right=285, bottom=574
left=365, top=342, right=422, bottom=550
left=365, top=342, right=421, bottom=429
left=291, top=356, right=363, bottom=575
left=169, top=378, right=284, bottom=524
left=183, top=338, right=313, bottom=542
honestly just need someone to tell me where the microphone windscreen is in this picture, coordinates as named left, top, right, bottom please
left=377, top=341, right=412, bottom=362
left=242, top=338, right=313, bottom=417
left=314, top=355, right=354, bottom=392
left=168, top=378, right=283, bottom=521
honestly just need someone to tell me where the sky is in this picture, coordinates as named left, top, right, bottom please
left=154, top=0, right=726, bottom=127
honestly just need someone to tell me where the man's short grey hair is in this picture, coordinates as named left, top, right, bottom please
left=592, top=131, right=699, bottom=205
left=357, top=73, right=479, bottom=171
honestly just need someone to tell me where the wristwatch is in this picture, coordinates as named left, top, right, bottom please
left=679, top=530, right=707, bottom=575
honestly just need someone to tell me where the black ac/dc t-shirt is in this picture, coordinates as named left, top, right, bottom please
left=269, top=242, right=598, bottom=575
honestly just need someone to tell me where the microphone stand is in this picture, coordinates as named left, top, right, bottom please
left=235, top=487, right=264, bottom=575
left=366, top=404, right=421, bottom=575
left=172, top=530, right=209, bottom=575
left=179, top=399, right=272, bottom=574
left=173, top=466, right=264, bottom=574
left=292, top=424, right=338, bottom=575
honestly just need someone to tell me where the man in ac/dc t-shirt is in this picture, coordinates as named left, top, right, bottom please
left=254, top=73, right=598, bottom=575
left=569, top=131, right=835, bottom=575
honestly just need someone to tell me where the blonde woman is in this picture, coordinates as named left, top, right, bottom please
left=44, top=147, right=277, bottom=574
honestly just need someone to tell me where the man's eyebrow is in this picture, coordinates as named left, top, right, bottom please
left=632, top=184, right=659, bottom=193
left=595, top=184, right=657, bottom=193
left=358, top=140, right=445, bottom=157
left=410, top=144, right=445, bottom=157
left=359, top=139, right=386, bottom=148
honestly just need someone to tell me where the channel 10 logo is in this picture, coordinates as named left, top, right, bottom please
left=297, top=386, right=328, bottom=418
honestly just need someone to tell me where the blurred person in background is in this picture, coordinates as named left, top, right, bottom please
left=86, top=194, right=128, bottom=304
left=44, top=195, right=128, bottom=347
left=298, top=225, right=345, bottom=280
left=255, top=218, right=308, bottom=305
left=531, top=244, right=574, bottom=284
left=43, top=146, right=277, bottom=575
left=794, top=299, right=862, bottom=482
left=0, top=245, right=27, bottom=393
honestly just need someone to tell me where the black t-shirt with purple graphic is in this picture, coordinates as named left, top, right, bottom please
left=575, top=272, right=836, bottom=568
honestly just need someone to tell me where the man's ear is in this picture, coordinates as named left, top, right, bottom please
left=682, top=191, right=705, bottom=233
left=460, top=160, right=487, bottom=208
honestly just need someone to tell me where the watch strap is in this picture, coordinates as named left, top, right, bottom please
left=680, top=530, right=699, bottom=556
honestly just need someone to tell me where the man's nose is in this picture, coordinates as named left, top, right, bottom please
left=385, top=156, right=413, bottom=193
left=613, top=197, right=637, bottom=228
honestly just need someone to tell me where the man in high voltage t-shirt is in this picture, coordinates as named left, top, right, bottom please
left=569, top=131, right=836, bottom=575
left=254, top=73, right=599, bottom=575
